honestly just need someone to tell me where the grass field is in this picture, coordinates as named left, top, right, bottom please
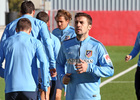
left=0, top=46, right=138, bottom=100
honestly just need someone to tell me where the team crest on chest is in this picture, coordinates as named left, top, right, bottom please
left=65, top=36, right=70, bottom=40
left=86, top=50, right=92, bottom=58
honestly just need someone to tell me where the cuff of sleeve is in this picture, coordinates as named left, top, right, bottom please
left=86, top=64, right=94, bottom=73
left=41, top=85, right=48, bottom=92
left=41, top=80, right=50, bottom=92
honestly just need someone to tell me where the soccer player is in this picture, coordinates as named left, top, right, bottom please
left=52, top=9, right=76, bottom=99
left=52, top=9, right=76, bottom=42
left=0, top=18, right=50, bottom=100
left=0, top=1, right=55, bottom=86
left=125, top=32, right=140, bottom=100
left=36, top=11, right=61, bottom=100
left=56, top=12, right=114, bottom=100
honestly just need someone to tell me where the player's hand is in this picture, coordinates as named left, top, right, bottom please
left=64, top=92, right=66, bottom=96
left=125, top=55, right=132, bottom=62
left=62, top=73, right=71, bottom=85
left=50, top=68, right=57, bottom=77
left=75, top=59, right=88, bottom=74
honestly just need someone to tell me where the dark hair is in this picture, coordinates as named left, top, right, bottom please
left=16, top=18, right=31, bottom=31
left=75, top=12, right=92, bottom=25
left=21, top=1, right=35, bottom=14
left=36, top=11, right=49, bottom=23
left=55, top=9, right=72, bottom=21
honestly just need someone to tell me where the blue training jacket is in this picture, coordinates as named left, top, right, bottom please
left=129, top=32, right=140, bottom=66
left=52, top=25, right=76, bottom=42
left=56, top=36, right=114, bottom=100
left=1, top=14, right=55, bottom=69
left=0, top=32, right=50, bottom=93
left=47, top=33, right=61, bottom=80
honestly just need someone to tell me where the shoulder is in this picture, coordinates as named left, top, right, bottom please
left=89, top=36, right=104, bottom=47
left=51, top=34, right=59, bottom=42
left=89, top=36, right=107, bottom=52
left=67, top=26, right=75, bottom=32
left=6, top=18, right=20, bottom=29
left=62, top=37, right=76, bottom=45
left=137, top=32, right=140, bottom=37
left=30, top=36, right=42, bottom=46
left=35, top=18, right=46, bottom=26
left=52, top=28, right=61, bottom=37
left=69, top=26, right=75, bottom=30
left=52, top=28, right=60, bottom=33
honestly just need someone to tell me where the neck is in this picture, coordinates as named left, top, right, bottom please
left=25, top=13, right=34, bottom=17
left=76, top=33, right=89, bottom=41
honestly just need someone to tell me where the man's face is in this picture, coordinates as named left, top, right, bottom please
left=56, top=16, right=69, bottom=30
left=75, top=16, right=91, bottom=37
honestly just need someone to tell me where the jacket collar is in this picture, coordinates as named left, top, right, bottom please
left=75, top=36, right=90, bottom=45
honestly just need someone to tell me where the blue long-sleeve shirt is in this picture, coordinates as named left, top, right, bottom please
left=0, top=32, right=50, bottom=93
left=1, top=14, right=55, bottom=69
left=47, top=34, right=61, bottom=80
left=56, top=36, right=114, bottom=100
left=52, top=25, right=76, bottom=42
left=129, top=32, right=140, bottom=66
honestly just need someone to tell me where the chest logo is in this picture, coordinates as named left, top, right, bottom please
left=86, top=50, right=92, bottom=58
left=65, top=36, right=70, bottom=40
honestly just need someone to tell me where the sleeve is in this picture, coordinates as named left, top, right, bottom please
left=39, top=22, right=55, bottom=69
left=36, top=40, right=50, bottom=91
left=87, top=44, right=114, bottom=77
left=56, top=44, right=66, bottom=83
left=1, top=26, right=10, bottom=42
left=129, top=32, right=140, bottom=59
left=0, top=43, right=5, bottom=78
left=54, top=38, right=61, bottom=59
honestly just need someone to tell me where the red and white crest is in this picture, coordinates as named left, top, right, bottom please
left=86, top=50, right=92, bottom=58
left=104, top=54, right=111, bottom=63
left=65, top=36, right=70, bottom=40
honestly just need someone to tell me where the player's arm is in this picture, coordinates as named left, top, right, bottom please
left=39, top=22, right=55, bottom=69
left=87, top=44, right=114, bottom=77
left=36, top=40, right=50, bottom=92
left=128, top=32, right=140, bottom=60
left=50, top=38, right=61, bottom=78
left=0, top=24, right=11, bottom=42
left=0, top=43, right=5, bottom=78
left=56, top=44, right=67, bottom=84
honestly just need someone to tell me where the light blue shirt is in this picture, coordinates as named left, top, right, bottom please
left=129, top=32, right=140, bottom=66
left=1, top=14, right=55, bottom=69
left=0, top=32, right=50, bottom=93
left=56, top=36, right=114, bottom=100
left=52, top=25, right=76, bottom=43
left=46, top=33, right=61, bottom=80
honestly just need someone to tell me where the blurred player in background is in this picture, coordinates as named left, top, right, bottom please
left=36, top=11, right=61, bottom=100
left=0, top=18, right=50, bottom=100
left=56, top=12, right=114, bottom=100
left=52, top=9, right=76, bottom=42
left=52, top=9, right=76, bottom=100
left=125, top=32, right=140, bottom=100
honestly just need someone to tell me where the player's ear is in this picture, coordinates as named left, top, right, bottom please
left=32, top=10, right=35, bottom=16
left=88, top=24, right=92, bottom=30
left=16, top=28, right=19, bottom=32
left=29, top=28, right=32, bottom=34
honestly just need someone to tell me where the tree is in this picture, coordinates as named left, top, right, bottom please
left=9, top=0, right=24, bottom=12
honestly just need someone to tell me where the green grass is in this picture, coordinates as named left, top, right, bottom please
left=101, top=46, right=138, bottom=100
left=0, top=78, right=5, bottom=100
left=0, top=46, right=138, bottom=100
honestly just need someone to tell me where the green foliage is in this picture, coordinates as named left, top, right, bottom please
left=9, top=0, right=24, bottom=12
